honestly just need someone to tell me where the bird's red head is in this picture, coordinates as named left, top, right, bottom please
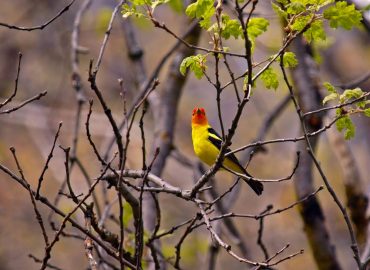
left=192, top=107, right=208, bottom=125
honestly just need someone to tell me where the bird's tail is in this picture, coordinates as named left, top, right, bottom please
left=245, top=178, right=263, bottom=196
left=239, top=169, right=263, bottom=195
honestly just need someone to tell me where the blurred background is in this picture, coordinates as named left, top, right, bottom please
left=0, top=0, right=370, bottom=269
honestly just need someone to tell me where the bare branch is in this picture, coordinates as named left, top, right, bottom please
left=0, top=91, right=47, bottom=114
left=0, top=53, right=22, bottom=109
left=174, top=217, right=198, bottom=269
left=28, top=254, right=63, bottom=270
left=0, top=0, right=76, bottom=31
left=93, top=0, right=124, bottom=76
left=36, top=122, right=63, bottom=198
left=223, top=151, right=300, bottom=183
left=257, top=205, right=273, bottom=260
left=10, top=147, right=49, bottom=247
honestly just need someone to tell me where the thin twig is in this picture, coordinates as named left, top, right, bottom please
left=150, top=16, right=246, bottom=58
left=303, top=92, right=370, bottom=117
left=0, top=91, right=47, bottom=114
left=28, top=254, right=63, bottom=270
left=85, top=100, right=107, bottom=166
left=59, top=146, right=79, bottom=203
left=36, top=122, right=63, bottom=198
left=257, top=205, right=273, bottom=260
left=223, top=151, right=300, bottom=183
left=74, top=157, right=102, bottom=217
left=136, top=149, right=160, bottom=268
left=0, top=53, right=22, bottom=109
left=10, top=147, right=49, bottom=246
left=174, top=216, right=199, bottom=269
left=0, top=0, right=76, bottom=31
left=227, top=114, right=344, bottom=156
left=88, top=60, right=124, bottom=165
left=93, top=0, right=124, bottom=76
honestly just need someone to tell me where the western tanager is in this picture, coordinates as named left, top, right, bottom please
left=191, top=107, right=263, bottom=195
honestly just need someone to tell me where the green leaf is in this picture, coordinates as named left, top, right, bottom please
left=364, top=108, right=370, bottom=117
left=357, top=101, right=366, bottom=108
left=336, top=115, right=355, bottom=139
left=180, top=57, right=194, bottom=76
left=315, top=0, right=335, bottom=9
left=220, top=14, right=243, bottom=39
left=121, top=4, right=145, bottom=18
left=121, top=4, right=133, bottom=18
left=272, top=3, right=288, bottom=20
left=339, top=88, right=363, bottom=103
left=287, top=2, right=306, bottom=14
left=151, top=0, right=170, bottom=10
left=132, top=0, right=151, bottom=5
left=291, top=15, right=311, bottom=32
left=261, top=67, right=279, bottom=90
left=185, top=2, right=197, bottom=17
left=323, top=1, right=362, bottom=30
left=322, top=82, right=339, bottom=104
left=323, top=93, right=339, bottom=104
left=323, top=82, right=337, bottom=94
left=208, top=14, right=242, bottom=40
left=303, top=20, right=326, bottom=42
left=301, top=0, right=334, bottom=7
left=276, top=0, right=289, bottom=5
left=247, top=17, right=269, bottom=51
left=185, top=0, right=215, bottom=29
left=247, top=17, right=269, bottom=39
left=279, top=52, right=298, bottom=68
left=180, top=54, right=207, bottom=79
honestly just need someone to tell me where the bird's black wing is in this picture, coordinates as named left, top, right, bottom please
left=207, top=128, right=263, bottom=195
left=207, top=127, right=245, bottom=172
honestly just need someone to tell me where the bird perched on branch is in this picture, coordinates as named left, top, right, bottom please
left=191, top=107, right=263, bottom=195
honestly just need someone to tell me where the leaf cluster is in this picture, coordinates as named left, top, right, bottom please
left=121, top=0, right=366, bottom=141
left=323, top=83, right=370, bottom=139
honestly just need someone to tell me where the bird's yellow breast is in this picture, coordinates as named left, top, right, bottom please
left=192, top=123, right=219, bottom=166
left=191, top=123, right=244, bottom=173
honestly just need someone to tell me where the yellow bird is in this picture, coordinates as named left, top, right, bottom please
left=191, top=107, right=263, bottom=195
